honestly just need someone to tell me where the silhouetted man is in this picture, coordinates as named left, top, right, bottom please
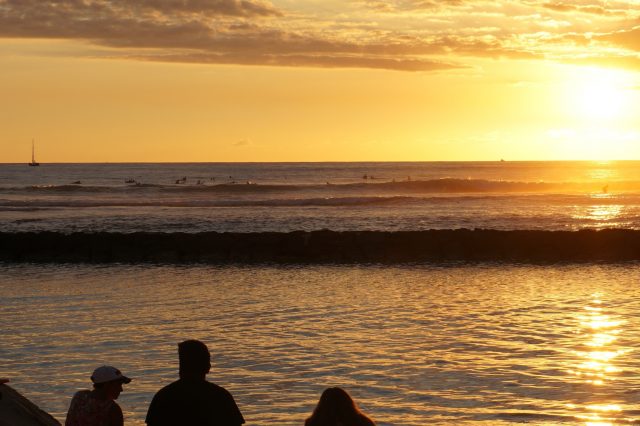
left=146, top=340, right=245, bottom=426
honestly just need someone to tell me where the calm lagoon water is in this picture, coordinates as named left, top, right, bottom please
left=3, top=263, right=640, bottom=425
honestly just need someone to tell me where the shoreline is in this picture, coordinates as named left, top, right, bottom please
left=2, top=229, right=640, bottom=263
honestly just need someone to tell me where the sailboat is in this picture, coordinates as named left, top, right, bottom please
left=29, top=139, right=39, bottom=166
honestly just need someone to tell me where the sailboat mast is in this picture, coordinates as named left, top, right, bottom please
left=29, top=138, right=40, bottom=166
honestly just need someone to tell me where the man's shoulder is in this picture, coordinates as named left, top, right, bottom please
left=203, top=381, right=232, bottom=393
left=70, top=389, right=91, bottom=403
left=189, top=380, right=235, bottom=400
left=147, top=379, right=244, bottom=425
left=153, top=379, right=233, bottom=398
left=150, top=379, right=183, bottom=399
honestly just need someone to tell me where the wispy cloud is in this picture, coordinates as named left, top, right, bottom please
left=1, top=0, right=639, bottom=71
left=0, top=0, right=281, bottom=18
left=233, top=138, right=252, bottom=147
left=596, top=26, right=640, bottom=51
left=541, top=2, right=627, bottom=16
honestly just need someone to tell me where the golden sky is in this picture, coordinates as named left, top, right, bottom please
left=1, top=0, right=640, bottom=162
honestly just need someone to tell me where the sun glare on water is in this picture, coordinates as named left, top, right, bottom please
left=566, top=294, right=637, bottom=425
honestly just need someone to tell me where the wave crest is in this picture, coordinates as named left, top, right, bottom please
left=9, top=178, right=638, bottom=194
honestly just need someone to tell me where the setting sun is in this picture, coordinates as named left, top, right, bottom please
left=542, top=65, right=640, bottom=161
left=569, top=68, right=634, bottom=122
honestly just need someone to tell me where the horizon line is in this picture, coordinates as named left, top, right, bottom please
left=1, top=159, right=637, bottom=165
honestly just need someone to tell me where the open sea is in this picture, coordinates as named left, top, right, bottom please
left=3, top=161, right=640, bottom=233
left=2, top=161, right=640, bottom=425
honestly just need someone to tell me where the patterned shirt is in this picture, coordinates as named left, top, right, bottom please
left=65, top=390, right=119, bottom=426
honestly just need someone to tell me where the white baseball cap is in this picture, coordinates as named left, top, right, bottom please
left=90, top=366, right=131, bottom=384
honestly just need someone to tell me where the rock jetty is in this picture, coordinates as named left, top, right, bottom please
left=2, top=229, right=640, bottom=263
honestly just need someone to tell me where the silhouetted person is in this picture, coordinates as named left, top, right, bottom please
left=146, top=340, right=245, bottom=426
left=305, top=387, right=376, bottom=426
left=65, top=365, right=131, bottom=426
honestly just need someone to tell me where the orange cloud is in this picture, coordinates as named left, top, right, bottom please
left=542, top=2, right=626, bottom=16
left=596, top=26, right=640, bottom=51
left=0, top=0, right=638, bottom=71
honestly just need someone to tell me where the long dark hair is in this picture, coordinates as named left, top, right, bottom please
left=305, top=387, right=375, bottom=426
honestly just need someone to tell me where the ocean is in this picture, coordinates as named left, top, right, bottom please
left=2, top=161, right=640, bottom=425
left=2, top=161, right=640, bottom=232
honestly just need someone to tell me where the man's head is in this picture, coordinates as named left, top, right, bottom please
left=178, top=340, right=211, bottom=378
left=91, top=366, right=131, bottom=400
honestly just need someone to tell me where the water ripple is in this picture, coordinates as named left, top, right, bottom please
left=2, top=264, right=640, bottom=425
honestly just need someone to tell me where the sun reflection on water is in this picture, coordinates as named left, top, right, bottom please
left=575, top=203, right=622, bottom=220
left=569, top=294, right=632, bottom=425
left=580, top=405, right=622, bottom=426
left=587, top=162, right=617, bottom=181
left=571, top=201, right=626, bottom=229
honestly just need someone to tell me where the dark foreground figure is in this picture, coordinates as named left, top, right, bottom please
left=146, top=339, right=245, bottom=426
left=305, top=387, right=375, bottom=426
left=0, top=380, right=61, bottom=426
left=65, top=365, right=131, bottom=426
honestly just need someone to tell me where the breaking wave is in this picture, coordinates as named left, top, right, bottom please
left=8, top=178, right=639, bottom=194
left=2, top=192, right=640, bottom=210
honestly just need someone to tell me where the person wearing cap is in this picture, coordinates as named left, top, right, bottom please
left=145, top=339, right=245, bottom=426
left=65, top=365, right=131, bottom=426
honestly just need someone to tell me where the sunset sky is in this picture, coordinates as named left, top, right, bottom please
left=2, top=0, right=640, bottom=162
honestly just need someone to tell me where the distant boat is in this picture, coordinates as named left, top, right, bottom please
left=28, top=139, right=39, bottom=166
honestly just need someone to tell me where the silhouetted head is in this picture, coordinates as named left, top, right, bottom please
left=178, top=340, right=211, bottom=379
left=318, top=387, right=356, bottom=418
left=90, top=366, right=131, bottom=400
left=306, top=387, right=375, bottom=426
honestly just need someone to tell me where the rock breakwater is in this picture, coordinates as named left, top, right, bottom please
left=2, top=229, right=640, bottom=263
